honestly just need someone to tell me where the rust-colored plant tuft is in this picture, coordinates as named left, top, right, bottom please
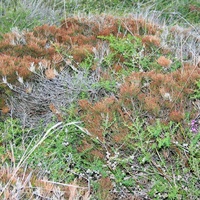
left=157, top=56, right=172, bottom=67
left=169, top=111, right=185, bottom=122
left=142, top=35, right=161, bottom=47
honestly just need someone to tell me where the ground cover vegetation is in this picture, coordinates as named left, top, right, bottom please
left=0, top=0, right=199, bottom=199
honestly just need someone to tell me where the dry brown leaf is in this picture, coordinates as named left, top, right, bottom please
left=45, top=68, right=56, bottom=79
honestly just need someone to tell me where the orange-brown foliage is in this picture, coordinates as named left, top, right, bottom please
left=45, top=67, right=57, bottom=79
left=142, top=35, right=161, bottom=47
left=71, top=45, right=93, bottom=63
left=1, top=105, right=10, bottom=114
left=91, top=149, right=105, bottom=159
left=79, top=99, right=91, bottom=110
left=116, top=64, right=200, bottom=122
left=122, top=18, right=160, bottom=35
left=189, top=4, right=200, bottom=12
left=157, top=56, right=172, bottom=67
left=0, top=54, right=37, bottom=80
left=113, top=64, right=122, bottom=72
left=169, top=111, right=184, bottom=122
left=144, top=96, right=160, bottom=116
left=1, top=15, right=199, bottom=126
left=0, top=15, right=163, bottom=84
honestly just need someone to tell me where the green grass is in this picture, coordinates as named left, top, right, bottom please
left=0, top=0, right=199, bottom=35
left=0, top=0, right=199, bottom=199
left=1, top=115, right=199, bottom=199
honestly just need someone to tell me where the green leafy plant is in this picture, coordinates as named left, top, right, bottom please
left=93, top=79, right=117, bottom=93
left=147, top=120, right=179, bottom=150
left=190, top=79, right=200, bottom=99
left=98, top=34, right=162, bottom=72
left=79, top=53, right=94, bottom=70
left=98, top=34, right=143, bottom=69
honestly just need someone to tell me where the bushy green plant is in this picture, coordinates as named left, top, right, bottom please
left=98, top=34, right=162, bottom=72
left=92, top=79, right=117, bottom=93
left=79, top=52, right=95, bottom=70
left=190, top=79, right=200, bottom=99
left=98, top=34, right=142, bottom=68
left=147, top=120, right=179, bottom=149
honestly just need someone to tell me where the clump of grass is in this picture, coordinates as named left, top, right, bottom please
left=0, top=118, right=91, bottom=199
left=0, top=0, right=64, bottom=36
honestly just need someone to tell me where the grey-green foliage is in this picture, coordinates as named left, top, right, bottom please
left=1, top=0, right=199, bottom=37
left=5, top=62, right=116, bottom=127
left=0, top=0, right=64, bottom=35
left=19, top=0, right=64, bottom=25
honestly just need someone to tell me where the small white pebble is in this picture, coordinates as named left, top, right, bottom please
left=183, top=143, right=188, bottom=147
